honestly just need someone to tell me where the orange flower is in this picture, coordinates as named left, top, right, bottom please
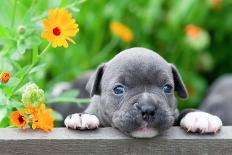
left=110, top=21, right=133, bottom=42
left=185, top=24, right=202, bottom=39
left=10, top=111, right=28, bottom=128
left=41, top=8, right=79, bottom=48
left=184, top=24, right=210, bottom=50
left=1, top=71, right=10, bottom=83
left=24, top=103, right=38, bottom=116
left=29, top=104, right=54, bottom=132
left=210, top=0, right=222, bottom=8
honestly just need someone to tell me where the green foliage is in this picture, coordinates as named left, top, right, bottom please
left=0, top=0, right=88, bottom=127
left=0, top=0, right=232, bottom=127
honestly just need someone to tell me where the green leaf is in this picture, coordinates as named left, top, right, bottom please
left=47, top=97, right=90, bottom=105
left=29, top=64, right=46, bottom=74
left=14, top=65, right=30, bottom=77
left=0, top=117, right=10, bottom=128
left=0, top=90, right=10, bottom=106
left=58, top=89, right=80, bottom=98
left=7, top=99, right=23, bottom=110
left=0, top=26, right=11, bottom=39
left=51, top=110, right=63, bottom=121
left=5, top=77, right=20, bottom=87
left=8, top=59, right=22, bottom=70
left=59, top=0, right=71, bottom=7
left=70, top=7, right=80, bottom=13
left=17, top=39, right=27, bottom=55
left=22, top=2, right=36, bottom=23
left=0, top=56, right=13, bottom=71
left=26, top=36, right=41, bottom=48
left=0, top=106, right=7, bottom=122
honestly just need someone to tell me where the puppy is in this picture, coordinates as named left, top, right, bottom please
left=200, top=75, right=232, bottom=125
left=63, top=47, right=222, bottom=138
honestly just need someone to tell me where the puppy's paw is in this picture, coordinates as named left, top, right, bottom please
left=180, top=111, right=222, bottom=133
left=64, top=113, right=100, bottom=130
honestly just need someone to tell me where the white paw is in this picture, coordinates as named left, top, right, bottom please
left=64, top=113, right=100, bottom=130
left=180, top=111, right=222, bottom=133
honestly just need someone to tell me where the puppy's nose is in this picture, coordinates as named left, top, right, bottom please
left=134, top=93, right=157, bottom=120
left=141, top=105, right=155, bottom=118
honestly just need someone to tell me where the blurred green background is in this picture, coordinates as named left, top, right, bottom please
left=0, top=0, right=232, bottom=112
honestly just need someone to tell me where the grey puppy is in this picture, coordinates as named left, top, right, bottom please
left=64, top=47, right=222, bottom=138
left=201, top=75, right=232, bottom=125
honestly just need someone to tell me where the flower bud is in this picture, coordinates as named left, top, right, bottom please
left=1, top=71, right=10, bottom=84
left=17, top=25, right=26, bottom=34
left=22, top=83, right=45, bottom=107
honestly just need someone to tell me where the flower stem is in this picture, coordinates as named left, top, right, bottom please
left=38, top=43, right=51, bottom=59
left=9, top=43, right=51, bottom=98
left=9, top=65, right=32, bottom=96
left=11, top=0, right=17, bottom=28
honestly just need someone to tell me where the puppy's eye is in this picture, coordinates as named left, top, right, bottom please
left=113, top=85, right=125, bottom=96
left=163, top=84, right=173, bottom=94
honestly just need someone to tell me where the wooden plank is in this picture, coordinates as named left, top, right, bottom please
left=0, top=127, right=232, bottom=155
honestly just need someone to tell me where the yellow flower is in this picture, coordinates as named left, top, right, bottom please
left=41, top=8, right=79, bottom=48
left=24, top=103, right=54, bottom=132
left=10, top=111, right=28, bottom=128
left=110, top=21, right=133, bottom=42
left=30, top=104, right=54, bottom=132
left=24, top=103, right=38, bottom=116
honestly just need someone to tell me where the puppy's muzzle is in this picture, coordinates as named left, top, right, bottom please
left=134, top=94, right=157, bottom=121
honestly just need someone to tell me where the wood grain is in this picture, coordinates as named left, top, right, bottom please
left=0, top=127, right=231, bottom=155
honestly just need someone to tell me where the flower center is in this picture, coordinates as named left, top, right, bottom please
left=53, top=27, right=61, bottom=36
left=18, top=116, right=25, bottom=124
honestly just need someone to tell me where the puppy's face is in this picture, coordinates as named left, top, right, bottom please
left=87, top=48, right=188, bottom=138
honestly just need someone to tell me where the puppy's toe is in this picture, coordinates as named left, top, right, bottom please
left=80, top=114, right=100, bottom=129
left=180, top=111, right=222, bottom=133
left=64, top=113, right=100, bottom=130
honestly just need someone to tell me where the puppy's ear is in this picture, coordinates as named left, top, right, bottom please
left=86, top=63, right=105, bottom=97
left=170, top=64, right=188, bottom=99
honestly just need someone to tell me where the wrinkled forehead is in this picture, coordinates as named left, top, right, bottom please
left=104, top=56, right=173, bottom=86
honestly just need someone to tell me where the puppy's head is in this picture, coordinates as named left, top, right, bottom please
left=86, top=47, right=188, bottom=138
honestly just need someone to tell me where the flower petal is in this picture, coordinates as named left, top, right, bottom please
left=41, top=8, right=79, bottom=48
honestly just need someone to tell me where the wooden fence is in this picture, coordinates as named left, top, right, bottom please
left=0, top=127, right=231, bottom=155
